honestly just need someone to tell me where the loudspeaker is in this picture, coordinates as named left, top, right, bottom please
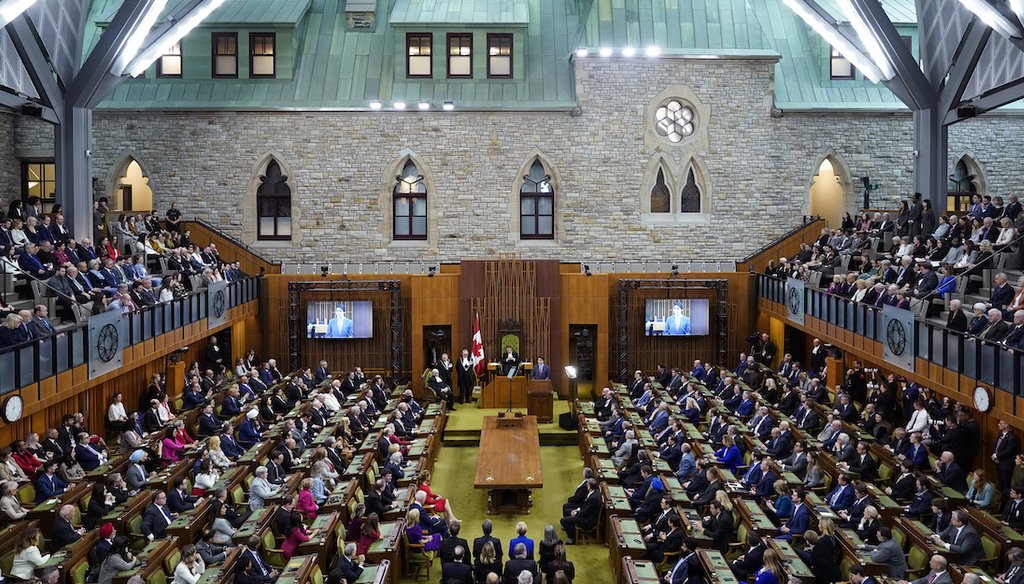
left=558, top=412, right=578, bottom=431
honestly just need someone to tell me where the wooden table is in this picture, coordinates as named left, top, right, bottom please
left=622, top=557, right=661, bottom=584
left=474, top=415, right=543, bottom=514
left=609, top=515, right=646, bottom=583
left=276, top=554, right=317, bottom=584
left=299, top=511, right=342, bottom=572
left=197, top=546, right=241, bottom=584
left=698, top=549, right=742, bottom=584
left=28, top=480, right=92, bottom=534
left=365, top=519, right=404, bottom=584
left=41, top=530, right=96, bottom=584
left=836, top=528, right=888, bottom=577
left=234, top=505, right=276, bottom=544
left=113, top=537, right=178, bottom=584
left=166, top=497, right=213, bottom=543
left=767, top=538, right=813, bottom=581
left=481, top=376, right=528, bottom=408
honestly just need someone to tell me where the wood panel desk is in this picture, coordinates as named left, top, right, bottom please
left=698, top=549, right=742, bottom=584
left=622, top=557, right=661, bottom=584
left=41, top=530, right=96, bottom=584
left=609, top=515, right=647, bottom=583
left=276, top=554, right=317, bottom=584
left=474, top=415, right=543, bottom=514
left=355, top=560, right=392, bottom=584
left=28, top=480, right=92, bottom=534
left=166, top=497, right=213, bottom=543
left=299, top=511, right=342, bottom=572
left=527, top=379, right=554, bottom=422
left=234, top=505, right=277, bottom=544
left=113, top=537, right=178, bottom=584
left=197, top=546, right=241, bottom=584
left=481, top=376, right=528, bottom=408
left=365, top=519, right=405, bottom=584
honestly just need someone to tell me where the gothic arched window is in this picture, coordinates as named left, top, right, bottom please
left=520, top=160, right=554, bottom=239
left=680, top=167, right=702, bottom=214
left=650, top=168, right=670, bottom=213
left=393, top=160, right=427, bottom=240
left=257, top=160, right=292, bottom=240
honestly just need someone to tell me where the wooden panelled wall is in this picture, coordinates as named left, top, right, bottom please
left=261, top=267, right=753, bottom=399
left=758, top=296, right=1018, bottom=481
left=0, top=303, right=260, bottom=446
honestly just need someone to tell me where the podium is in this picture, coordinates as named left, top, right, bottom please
left=527, top=379, right=553, bottom=422
left=481, top=376, right=528, bottom=408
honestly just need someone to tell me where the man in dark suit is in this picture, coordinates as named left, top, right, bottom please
left=441, top=545, right=474, bottom=584
left=700, top=500, right=735, bottom=554
left=912, top=262, right=939, bottom=298
left=559, top=478, right=601, bottom=544
left=994, top=420, right=1020, bottom=492
left=1004, top=487, right=1024, bottom=530
left=777, top=487, right=810, bottom=541
left=502, top=543, right=539, bottom=584
left=243, top=535, right=280, bottom=584
left=501, top=346, right=520, bottom=375
left=935, top=451, right=969, bottom=491
left=933, top=510, right=983, bottom=566
left=439, top=521, right=471, bottom=565
left=531, top=356, right=550, bottom=380
left=644, top=515, right=682, bottom=563
left=990, top=273, right=1016, bottom=317
left=473, top=519, right=504, bottom=563
left=781, top=441, right=809, bottom=477
left=947, top=299, right=968, bottom=333
left=35, top=461, right=67, bottom=502
left=140, top=491, right=176, bottom=540
left=365, top=480, right=389, bottom=518
left=328, top=543, right=364, bottom=584
left=849, top=442, right=878, bottom=481
left=50, top=504, right=84, bottom=551
left=427, top=368, right=456, bottom=409
left=730, top=531, right=766, bottom=580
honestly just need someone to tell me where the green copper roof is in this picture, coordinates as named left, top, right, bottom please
left=817, top=0, right=917, bottom=25
left=389, top=0, right=530, bottom=26
left=87, top=0, right=924, bottom=112
left=579, top=0, right=776, bottom=53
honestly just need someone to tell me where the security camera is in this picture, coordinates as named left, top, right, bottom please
left=85, top=149, right=93, bottom=157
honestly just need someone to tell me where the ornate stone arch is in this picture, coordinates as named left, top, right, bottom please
left=378, top=148, right=438, bottom=248
left=678, top=154, right=713, bottom=221
left=951, top=152, right=988, bottom=195
left=510, top=149, right=564, bottom=244
left=639, top=154, right=678, bottom=225
left=243, top=150, right=301, bottom=245
left=808, top=149, right=853, bottom=226
left=105, top=149, right=155, bottom=211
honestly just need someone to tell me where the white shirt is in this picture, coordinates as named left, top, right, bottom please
left=173, top=558, right=206, bottom=584
left=12, top=546, right=50, bottom=579
left=322, top=393, right=341, bottom=412
left=905, top=409, right=930, bottom=433
left=108, top=402, right=128, bottom=422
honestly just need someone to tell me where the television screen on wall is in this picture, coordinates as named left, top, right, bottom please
left=306, top=301, right=374, bottom=339
left=644, top=299, right=710, bottom=336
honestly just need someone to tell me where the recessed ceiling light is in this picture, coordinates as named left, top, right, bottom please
left=599, top=47, right=612, bottom=57
left=393, top=101, right=406, bottom=110
left=575, top=48, right=589, bottom=57
left=442, top=101, right=455, bottom=111
left=622, top=47, right=636, bottom=57
left=369, top=101, right=382, bottom=110
left=418, top=101, right=430, bottom=110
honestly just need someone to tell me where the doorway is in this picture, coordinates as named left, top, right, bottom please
left=810, top=158, right=845, bottom=227
left=569, top=324, right=596, bottom=398
left=115, top=159, right=153, bottom=211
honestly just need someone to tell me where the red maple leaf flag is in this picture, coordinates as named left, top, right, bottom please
left=471, top=312, right=485, bottom=376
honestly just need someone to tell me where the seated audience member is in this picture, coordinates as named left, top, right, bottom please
left=509, top=521, right=535, bottom=560
left=502, top=543, right=540, bottom=584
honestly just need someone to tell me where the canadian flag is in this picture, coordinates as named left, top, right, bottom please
left=471, top=312, right=485, bottom=376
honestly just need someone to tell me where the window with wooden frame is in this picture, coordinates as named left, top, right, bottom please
left=447, top=33, right=472, bottom=78
left=250, top=33, right=276, bottom=78
left=21, top=161, right=56, bottom=209
left=407, top=33, right=433, bottom=78
left=212, top=33, right=238, bottom=78
left=156, top=41, right=182, bottom=78
left=487, top=33, right=513, bottom=78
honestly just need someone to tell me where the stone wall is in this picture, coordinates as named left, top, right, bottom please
left=0, top=113, right=16, bottom=207
left=5, top=58, right=1024, bottom=264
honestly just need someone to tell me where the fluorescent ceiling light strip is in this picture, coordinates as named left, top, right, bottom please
left=125, top=0, right=226, bottom=77
left=836, top=0, right=895, bottom=80
left=782, top=0, right=884, bottom=82
left=957, top=0, right=1022, bottom=38
left=0, top=0, right=38, bottom=27
left=114, top=0, right=168, bottom=76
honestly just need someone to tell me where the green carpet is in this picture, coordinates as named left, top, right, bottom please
left=398, top=439, right=614, bottom=583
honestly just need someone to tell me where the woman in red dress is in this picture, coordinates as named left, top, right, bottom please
left=416, top=470, right=460, bottom=524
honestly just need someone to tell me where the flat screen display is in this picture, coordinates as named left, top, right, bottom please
left=306, top=301, right=373, bottom=339
left=644, top=299, right=710, bottom=336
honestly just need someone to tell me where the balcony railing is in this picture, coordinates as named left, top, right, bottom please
left=758, top=274, right=1022, bottom=394
left=0, top=276, right=261, bottom=394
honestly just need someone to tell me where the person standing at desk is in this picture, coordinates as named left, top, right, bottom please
left=325, top=304, right=354, bottom=338
left=532, top=357, right=550, bottom=380
left=663, top=302, right=691, bottom=335
left=502, top=346, right=520, bottom=375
